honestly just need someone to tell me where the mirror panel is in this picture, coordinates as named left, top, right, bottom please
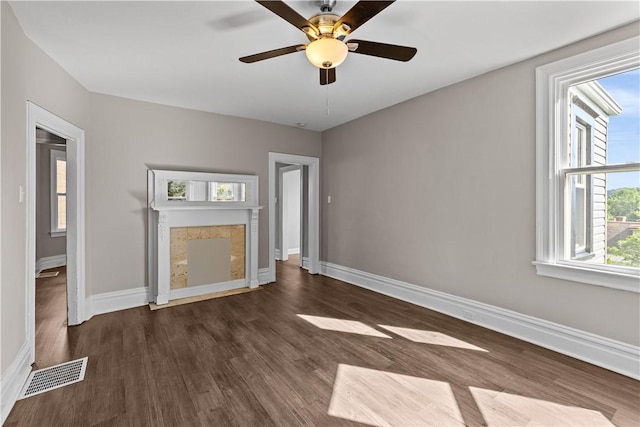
left=167, top=180, right=246, bottom=202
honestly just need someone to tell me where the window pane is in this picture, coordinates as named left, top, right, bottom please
left=56, top=159, right=66, bottom=193
left=596, top=68, right=640, bottom=164
left=565, top=171, right=640, bottom=267
left=57, top=195, right=67, bottom=230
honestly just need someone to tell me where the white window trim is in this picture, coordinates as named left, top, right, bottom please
left=535, top=36, right=640, bottom=293
left=50, top=148, right=66, bottom=237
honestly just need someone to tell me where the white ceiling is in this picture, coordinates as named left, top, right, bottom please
left=9, top=1, right=640, bottom=131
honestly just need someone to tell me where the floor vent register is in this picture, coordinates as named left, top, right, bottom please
left=19, top=357, right=88, bottom=399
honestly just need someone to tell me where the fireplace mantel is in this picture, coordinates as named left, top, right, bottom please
left=147, top=170, right=261, bottom=305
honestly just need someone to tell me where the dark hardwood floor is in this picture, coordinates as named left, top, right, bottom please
left=33, top=266, right=72, bottom=370
left=6, top=258, right=639, bottom=426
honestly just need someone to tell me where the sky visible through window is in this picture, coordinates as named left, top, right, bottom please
left=596, top=68, right=640, bottom=190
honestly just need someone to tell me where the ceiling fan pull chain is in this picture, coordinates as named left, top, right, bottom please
left=326, top=80, right=330, bottom=116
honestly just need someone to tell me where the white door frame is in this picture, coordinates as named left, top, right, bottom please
left=27, top=102, right=86, bottom=364
left=268, top=153, right=319, bottom=282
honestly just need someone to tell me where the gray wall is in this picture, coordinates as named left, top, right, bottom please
left=36, top=142, right=66, bottom=261
left=321, top=21, right=640, bottom=346
left=1, top=2, right=91, bottom=372
left=88, top=93, right=321, bottom=295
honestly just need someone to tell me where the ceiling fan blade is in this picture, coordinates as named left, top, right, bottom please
left=346, top=39, right=417, bottom=61
left=333, top=1, right=395, bottom=36
left=239, top=44, right=305, bottom=63
left=320, top=67, right=336, bottom=85
left=256, top=1, right=319, bottom=35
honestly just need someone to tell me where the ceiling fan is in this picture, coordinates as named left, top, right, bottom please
left=239, top=0, right=417, bottom=85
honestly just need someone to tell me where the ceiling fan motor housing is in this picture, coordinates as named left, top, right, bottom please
left=307, top=13, right=341, bottom=40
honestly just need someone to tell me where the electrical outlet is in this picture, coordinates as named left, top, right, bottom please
left=463, top=310, right=476, bottom=321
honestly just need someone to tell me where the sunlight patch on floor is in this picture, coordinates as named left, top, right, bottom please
left=378, top=325, right=488, bottom=351
left=297, top=314, right=391, bottom=338
left=469, top=386, right=614, bottom=426
left=328, top=364, right=465, bottom=427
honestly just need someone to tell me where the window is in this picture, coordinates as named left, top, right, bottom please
left=50, top=149, right=66, bottom=236
left=535, top=37, right=640, bottom=292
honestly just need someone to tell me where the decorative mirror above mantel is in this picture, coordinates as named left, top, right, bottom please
left=147, top=169, right=261, bottom=305
left=149, top=169, right=259, bottom=210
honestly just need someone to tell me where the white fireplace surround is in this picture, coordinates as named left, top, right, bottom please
left=147, top=169, right=261, bottom=305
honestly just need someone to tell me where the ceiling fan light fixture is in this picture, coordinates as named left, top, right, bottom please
left=305, top=37, right=348, bottom=69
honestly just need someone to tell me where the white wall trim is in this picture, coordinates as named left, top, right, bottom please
left=85, top=287, right=150, bottom=320
left=321, top=261, right=640, bottom=380
left=288, top=248, right=300, bottom=255
left=84, top=266, right=272, bottom=320
left=86, top=268, right=272, bottom=318
left=0, top=342, right=31, bottom=425
left=302, top=256, right=310, bottom=270
left=35, top=254, right=66, bottom=274
left=258, top=267, right=270, bottom=285
left=274, top=248, right=281, bottom=260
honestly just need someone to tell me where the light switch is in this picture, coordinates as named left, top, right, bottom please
left=328, top=196, right=331, bottom=203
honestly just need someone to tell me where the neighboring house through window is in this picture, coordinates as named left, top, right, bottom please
left=51, top=149, right=66, bottom=236
left=535, top=37, right=640, bottom=292
left=568, top=81, right=620, bottom=262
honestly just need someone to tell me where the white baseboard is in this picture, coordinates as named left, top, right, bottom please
left=288, top=248, right=300, bottom=255
left=35, top=254, right=66, bottom=274
left=302, top=256, right=310, bottom=270
left=258, top=268, right=271, bottom=285
left=85, top=287, right=150, bottom=320
left=320, top=261, right=640, bottom=380
left=275, top=249, right=281, bottom=260
left=0, top=342, right=31, bottom=424
left=86, top=271, right=273, bottom=319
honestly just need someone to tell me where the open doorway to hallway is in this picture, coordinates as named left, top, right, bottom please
left=268, top=152, right=320, bottom=283
left=277, top=164, right=302, bottom=266
left=27, top=102, right=86, bottom=366
left=34, top=128, right=70, bottom=369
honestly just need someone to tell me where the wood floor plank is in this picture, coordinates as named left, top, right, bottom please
left=6, top=258, right=639, bottom=426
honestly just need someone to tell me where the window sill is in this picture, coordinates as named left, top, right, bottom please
left=50, top=231, right=66, bottom=238
left=533, top=261, right=639, bottom=293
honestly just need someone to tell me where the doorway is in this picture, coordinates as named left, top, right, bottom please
left=27, top=102, right=86, bottom=365
left=268, top=153, right=320, bottom=282
left=278, top=165, right=302, bottom=265
left=34, top=129, right=69, bottom=367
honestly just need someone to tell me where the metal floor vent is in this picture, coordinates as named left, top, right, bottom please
left=19, top=357, right=88, bottom=399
